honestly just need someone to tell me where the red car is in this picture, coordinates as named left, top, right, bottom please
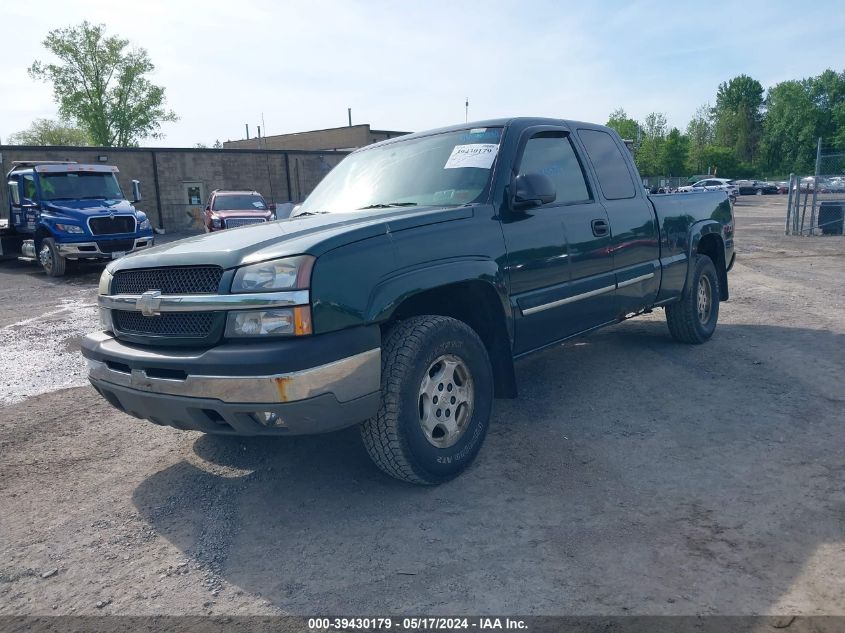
left=203, top=190, right=274, bottom=231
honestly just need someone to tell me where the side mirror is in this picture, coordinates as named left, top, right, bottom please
left=512, top=173, right=556, bottom=210
left=131, top=180, right=142, bottom=203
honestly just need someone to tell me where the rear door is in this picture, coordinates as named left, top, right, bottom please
left=575, top=128, right=660, bottom=317
left=502, top=126, right=616, bottom=353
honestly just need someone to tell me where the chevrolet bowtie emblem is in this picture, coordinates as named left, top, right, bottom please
left=136, top=290, right=162, bottom=316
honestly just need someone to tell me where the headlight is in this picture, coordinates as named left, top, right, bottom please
left=224, top=307, right=312, bottom=337
left=98, top=268, right=113, bottom=294
left=55, top=223, right=84, bottom=234
left=231, top=255, right=314, bottom=293
left=138, top=218, right=151, bottom=230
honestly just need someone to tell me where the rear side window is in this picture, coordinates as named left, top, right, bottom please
left=518, top=132, right=591, bottom=205
left=578, top=129, right=636, bottom=200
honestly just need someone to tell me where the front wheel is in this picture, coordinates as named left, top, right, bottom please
left=665, top=254, right=720, bottom=344
left=39, top=238, right=67, bottom=277
left=360, top=315, right=493, bottom=485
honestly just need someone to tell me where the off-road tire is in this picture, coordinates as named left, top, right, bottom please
left=39, top=238, right=66, bottom=277
left=360, top=315, right=493, bottom=485
left=665, top=254, right=720, bottom=344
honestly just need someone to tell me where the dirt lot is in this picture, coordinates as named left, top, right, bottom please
left=0, top=197, right=843, bottom=616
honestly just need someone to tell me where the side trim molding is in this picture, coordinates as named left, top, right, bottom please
left=520, top=271, right=655, bottom=316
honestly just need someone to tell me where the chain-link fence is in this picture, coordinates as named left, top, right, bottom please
left=785, top=139, right=845, bottom=235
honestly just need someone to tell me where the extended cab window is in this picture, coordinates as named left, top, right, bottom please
left=518, top=132, right=591, bottom=205
left=578, top=129, right=636, bottom=200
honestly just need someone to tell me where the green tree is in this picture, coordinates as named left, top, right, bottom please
left=760, top=80, right=818, bottom=174
left=29, top=21, right=177, bottom=147
left=635, top=112, right=667, bottom=176
left=7, top=118, right=91, bottom=146
left=700, top=145, right=754, bottom=179
left=660, top=128, right=688, bottom=176
left=713, top=74, right=764, bottom=165
left=606, top=108, right=640, bottom=142
left=686, top=103, right=714, bottom=174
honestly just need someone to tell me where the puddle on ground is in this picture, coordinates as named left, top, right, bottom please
left=0, top=298, right=98, bottom=405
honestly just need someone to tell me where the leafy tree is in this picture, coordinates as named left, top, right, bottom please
left=606, top=108, right=640, bottom=142
left=7, top=118, right=91, bottom=146
left=29, top=21, right=177, bottom=147
left=760, top=80, right=818, bottom=174
left=686, top=104, right=715, bottom=174
left=660, top=128, right=688, bottom=176
left=700, top=145, right=754, bottom=179
left=635, top=112, right=667, bottom=176
left=714, top=74, right=764, bottom=165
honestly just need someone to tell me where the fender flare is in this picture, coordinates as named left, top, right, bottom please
left=366, top=257, right=511, bottom=332
left=684, top=220, right=728, bottom=300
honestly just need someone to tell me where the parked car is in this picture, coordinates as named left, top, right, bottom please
left=83, top=117, right=734, bottom=484
left=678, top=178, right=738, bottom=200
left=203, top=190, right=274, bottom=231
left=735, top=180, right=778, bottom=195
left=776, top=181, right=790, bottom=194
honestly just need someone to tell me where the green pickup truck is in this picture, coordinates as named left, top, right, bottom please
left=82, top=117, right=735, bottom=484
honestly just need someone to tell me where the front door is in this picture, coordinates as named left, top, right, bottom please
left=503, top=128, right=615, bottom=354
left=183, top=182, right=205, bottom=230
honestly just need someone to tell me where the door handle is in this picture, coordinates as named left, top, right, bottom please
left=591, top=219, right=609, bottom=237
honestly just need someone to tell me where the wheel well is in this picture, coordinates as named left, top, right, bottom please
left=34, top=226, right=51, bottom=249
left=697, top=233, right=729, bottom=301
left=387, top=281, right=517, bottom=399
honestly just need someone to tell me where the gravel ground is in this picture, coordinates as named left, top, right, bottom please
left=0, top=197, right=843, bottom=616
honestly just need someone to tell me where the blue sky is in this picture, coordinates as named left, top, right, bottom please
left=1, top=0, right=844, bottom=147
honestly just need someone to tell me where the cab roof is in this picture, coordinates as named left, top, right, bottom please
left=8, top=161, right=118, bottom=175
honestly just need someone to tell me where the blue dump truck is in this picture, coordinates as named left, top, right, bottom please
left=1, top=161, right=155, bottom=276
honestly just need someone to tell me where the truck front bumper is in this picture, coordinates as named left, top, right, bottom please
left=81, top=327, right=381, bottom=435
left=57, top=237, right=154, bottom=259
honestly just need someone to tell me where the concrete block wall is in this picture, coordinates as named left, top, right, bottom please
left=0, top=146, right=348, bottom=233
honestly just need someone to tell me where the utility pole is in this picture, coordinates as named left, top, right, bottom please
left=245, top=123, right=249, bottom=139
left=465, top=98, right=469, bottom=123
left=348, top=108, right=352, bottom=127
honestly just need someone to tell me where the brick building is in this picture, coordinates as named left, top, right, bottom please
left=0, top=145, right=347, bottom=232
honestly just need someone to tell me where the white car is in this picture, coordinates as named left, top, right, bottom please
left=678, top=178, right=738, bottom=198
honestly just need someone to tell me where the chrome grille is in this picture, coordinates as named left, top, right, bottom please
left=225, top=217, right=266, bottom=229
left=113, top=311, right=216, bottom=338
left=113, top=266, right=222, bottom=295
left=89, top=215, right=136, bottom=235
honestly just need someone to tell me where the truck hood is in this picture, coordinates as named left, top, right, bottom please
left=108, top=205, right=474, bottom=272
left=43, top=198, right=137, bottom=218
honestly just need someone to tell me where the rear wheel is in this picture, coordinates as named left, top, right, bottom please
left=665, top=254, right=720, bottom=344
left=38, top=238, right=66, bottom=277
left=360, top=315, right=493, bottom=485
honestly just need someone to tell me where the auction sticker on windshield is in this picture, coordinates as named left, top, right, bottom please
left=444, top=143, right=499, bottom=170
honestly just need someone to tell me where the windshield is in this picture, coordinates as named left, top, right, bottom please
left=213, top=194, right=267, bottom=211
left=38, top=172, right=124, bottom=201
left=295, top=127, right=503, bottom=215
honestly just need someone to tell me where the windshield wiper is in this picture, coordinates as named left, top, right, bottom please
left=292, top=210, right=329, bottom=217
left=357, top=202, right=418, bottom=209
